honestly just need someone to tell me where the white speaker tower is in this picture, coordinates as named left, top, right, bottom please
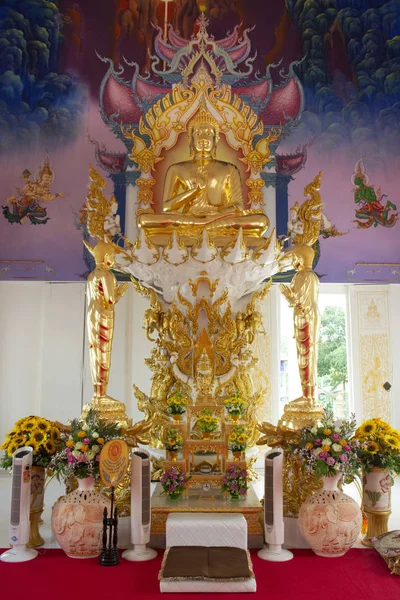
left=1, top=446, right=38, bottom=563
left=258, top=448, right=293, bottom=562
left=122, top=449, right=157, bottom=562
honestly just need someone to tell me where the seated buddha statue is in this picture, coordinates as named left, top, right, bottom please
left=137, top=104, right=269, bottom=239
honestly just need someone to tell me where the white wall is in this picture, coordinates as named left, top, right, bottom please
left=0, top=281, right=399, bottom=446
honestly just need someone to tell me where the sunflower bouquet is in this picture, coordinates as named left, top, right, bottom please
left=50, top=409, right=121, bottom=481
left=164, top=428, right=184, bottom=452
left=228, top=426, right=248, bottom=453
left=289, top=411, right=360, bottom=478
left=353, top=418, right=400, bottom=476
left=224, top=392, right=246, bottom=420
left=196, top=409, right=219, bottom=434
left=0, top=416, right=63, bottom=470
left=167, top=392, right=189, bottom=417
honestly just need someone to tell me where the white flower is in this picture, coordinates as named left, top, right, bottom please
left=333, top=420, right=342, bottom=429
left=75, top=442, right=82, bottom=450
left=334, top=463, right=341, bottom=471
left=311, top=427, right=317, bottom=435
left=332, top=443, right=342, bottom=452
left=313, top=448, right=321, bottom=457
left=322, top=438, right=332, bottom=446
left=91, top=445, right=100, bottom=453
left=86, top=450, right=95, bottom=461
left=92, top=432, right=99, bottom=439
left=72, top=450, right=80, bottom=458
left=82, top=423, right=89, bottom=432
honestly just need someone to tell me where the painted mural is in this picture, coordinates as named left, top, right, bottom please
left=0, top=0, right=399, bottom=282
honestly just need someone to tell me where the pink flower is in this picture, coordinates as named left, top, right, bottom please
left=315, top=439, right=322, bottom=445
left=332, top=433, right=341, bottom=441
left=343, top=445, right=351, bottom=452
left=239, top=488, right=247, bottom=495
left=326, top=457, right=335, bottom=466
left=67, top=454, right=76, bottom=464
left=95, top=454, right=101, bottom=461
left=77, top=454, right=87, bottom=463
left=339, top=454, right=348, bottom=463
left=83, top=438, right=90, bottom=445
left=318, top=451, right=327, bottom=460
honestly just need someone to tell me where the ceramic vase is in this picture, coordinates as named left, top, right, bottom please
left=28, top=466, right=46, bottom=548
left=172, top=414, right=182, bottom=424
left=169, top=451, right=178, bottom=462
left=362, top=468, right=392, bottom=547
left=298, top=473, right=362, bottom=557
left=51, top=476, right=110, bottom=558
left=233, top=451, right=242, bottom=462
left=230, top=414, right=240, bottom=424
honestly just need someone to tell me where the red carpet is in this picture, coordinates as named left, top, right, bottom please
left=1, top=548, right=399, bottom=599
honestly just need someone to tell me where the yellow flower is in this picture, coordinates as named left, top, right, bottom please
left=322, top=445, right=330, bottom=452
left=50, top=427, right=61, bottom=441
left=323, top=429, right=332, bottom=436
left=97, top=438, right=105, bottom=445
left=384, top=435, right=400, bottom=451
left=66, top=440, right=74, bottom=448
left=306, top=442, right=314, bottom=450
left=229, top=434, right=237, bottom=442
left=80, top=444, right=89, bottom=452
left=13, top=436, right=25, bottom=448
left=168, top=439, right=176, bottom=446
left=339, top=439, right=348, bottom=446
left=44, top=439, right=56, bottom=454
left=23, top=418, right=37, bottom=432
left=28, top=440, right=40, bottom=454
left=237, top=435, right=245, bottom=443
left=358, top=420, right=377, bottom=437
left=204, top=416, right=211, bottom=423
left=31, top=431, right=45, bottom=445
left=77, top=431, right=86, bottom=438
left=7, top=443, right=18, bottom=456
left=365, top=440, right=379, bottom=454
left=36, top=418, right=51, bottom=433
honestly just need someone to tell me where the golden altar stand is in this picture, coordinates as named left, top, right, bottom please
left=150, top=483, right=264, bottom=549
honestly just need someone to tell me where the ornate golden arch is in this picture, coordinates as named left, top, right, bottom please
left=122, top=82, right=281, bottom=210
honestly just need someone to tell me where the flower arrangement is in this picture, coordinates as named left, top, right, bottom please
left=197, top=408, right=219, bottom=434
left=222, top=465, right=248, bottom=498
left=290, top=411, right=360, bottom=478
left=228, top=426, right=248, bottom=453
left=50, top=410, right=121, bottom=480
left=224, top=392, right=246, bottom=420
left=0, top=416, right=63, bottom=470
left=353, top=418, right=400, bottom=476
left=160, top=466, right=190, bottom=499
left=164, top=428, right=184, bottom=452
left=167, top=392, right=189, bottom=417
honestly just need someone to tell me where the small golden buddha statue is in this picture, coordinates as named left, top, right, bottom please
left=278, top=244, right=323, bottom=429
left=137, top=104, right=269, bottom=240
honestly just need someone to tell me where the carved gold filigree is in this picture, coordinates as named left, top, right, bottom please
left=136, top=177, right=156, bottom=207
left=246, top=178, right=265, bottom=206
left=282, top=452, right=323, bottom=517
left=290, top=171, right=323, bottom=246
left=188, top=277, right=219, bottom=298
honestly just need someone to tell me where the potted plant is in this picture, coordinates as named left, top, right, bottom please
left=1, top=416, right=64, bottom=547
left=290, top=411, right=362, bottom=557
left=160, top=466, right=190, bottom=500
left=224, top=392, right=246, bottom=423
left=221, top=465, right=248, bottom=499
left=164, top=428, right=184, bottom=461
left=167, top=391, right=189, bottom=423
left=50, top=409, right=122, bottom=559
left=353, top=418, right=400, bottom=545
left=228, top=426, right=248, bottom=460
left=196, top=408, right=219, bottom=440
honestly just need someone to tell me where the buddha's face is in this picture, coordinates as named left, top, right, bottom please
left=192, top=124, right=216, bottom=156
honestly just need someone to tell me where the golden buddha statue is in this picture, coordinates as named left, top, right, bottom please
left=137, top=104, right=269, bottom=241
left=278, top=244, right=323, bottom=429
left=82, top=240, right=129, bottom=426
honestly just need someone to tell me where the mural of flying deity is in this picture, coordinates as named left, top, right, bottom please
left=0, top=0, right=399, bottom=282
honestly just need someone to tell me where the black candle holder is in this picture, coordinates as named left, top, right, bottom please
left=99, top=486, right=119, bottom=566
